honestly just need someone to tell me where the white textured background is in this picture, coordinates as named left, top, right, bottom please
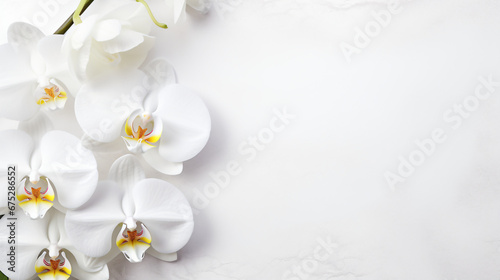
left=2, top=0, right=500, bottom=279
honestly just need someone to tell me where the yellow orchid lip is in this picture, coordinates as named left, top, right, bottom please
left=36, top=81, right=67, bottom=111
left=122, top=110, right=163, bottom=154
left=116, top=222, right=152, bottom=263
left=17, top=176, right=55, bottom=219
left=35, top=251, right=72, bottom=280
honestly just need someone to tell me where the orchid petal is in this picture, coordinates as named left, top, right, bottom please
left=133, top=179, right=194, bottom=254
left=155, top=84, right=211, bottom=163
left=38, top=131, right=98, bottom=210
left=143, top=148, right=183, bottom=175
left=0, top=43, right=36, bottom=88
left=115, top=223, right=152, bottom=263
left=7, top=23, right=47, bottom=76
left=101, top=29, right=145, bottom=54
left=67, top=250, right=110, bottom=280
left=122, top=110, right=163, bottom=154
left=108, top=155, right=145, bottom=191
left=7, top=22, right=44, bottom=53
left=93, top=19, right=122, bottom=42
left=65, top=248, right=113, bottom=275
left=174, top=0, right=187, bottom=23
left=60, top=218, right=117, bottom=274
left=0, top=210, right=50, bottom=280
left=35, top=251, right=72, bottom=280
left=16, top=176, right=55, bottom=219
left=66, top=40, right=91, bottom=82
left=0, top=130, right=33, bottom=175
left=68, top=16, right=99, bottom=50
left=65, top=181, right=126, bottom=258
left=0, top=44, right=39, bottom=120
left=106, top=3, right=151, bottom=35
left=38, top=36, right=81, bottom=97
left=75, top=70, right=146, bottom=142
left=107, top=252, right=172, bottom=279
left=18, top=111, right=54, bottom=143
left=147, top=249, right=177, bottom=262
left=117, top=36, right=155, bottom=71
left=34, top=82, right=68, bottom=112
left=141, top=58, right=177, bottom=112
left=37, top=35, right=65, bottom=75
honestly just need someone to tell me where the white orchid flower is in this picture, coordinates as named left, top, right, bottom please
left=0, top=210, right=109, bottom=280
left=0, top=22, right=78, bottom=121
left=62, top=2, right=154, bottom=82
left=65, top=155, right=194, bottom=264
left=0, top=129, right=98, bottom=219
left=74, top=63, right=210, bottom=175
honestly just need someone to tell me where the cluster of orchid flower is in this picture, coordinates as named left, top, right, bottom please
left=0, top=0, right=211, bottom=279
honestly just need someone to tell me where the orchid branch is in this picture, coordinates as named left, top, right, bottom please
left=54, top=0, right=94, bottom=34
left=54, top=0, right=167, bottom=34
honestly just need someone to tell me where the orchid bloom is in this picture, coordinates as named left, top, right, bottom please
left=62, top=2, right=154, bottom=82
left=74, top=64, right=210, bottom=175
left=0, top=210, right=109, bottom=280
left=0, top=130, right=98, bottom=219
left=0, top=22, right=78, bottom=121
left=65, top=155, right=194, bottom=264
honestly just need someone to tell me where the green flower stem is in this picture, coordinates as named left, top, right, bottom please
left=136, top=0, right=168, bottom=29
left=54, top=0, right=94, bottom=34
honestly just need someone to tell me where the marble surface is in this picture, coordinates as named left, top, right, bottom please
left=2, top=0, right=500, bottom=279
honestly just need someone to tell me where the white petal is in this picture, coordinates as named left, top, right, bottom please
left=108, top=155, right=145, bottom=191
left=155, top=84, right=211, bottom=163
left=16, top=177, right=55, bottom=219
left=141, top=58, right=177, bottom=112
left=75, top=70, right=146, bottom=142
left=107, top=252, right=172, bottom=279
left=143, top=148, right=183, bottom=175
left=174, top=0, right=187, bottom=23
left=65, top=181, right=126, bottom=258
left=118, top=36, right=155, bottom=72
left=0, top=130, right=33, bottom=175
left=35, top=251, right=72, bottom=279
left=38, top=131, right=98, bottom=210
left=0, top=210, right=50, bottom=280
left=101, top=28, right=145, bottom=54
left=132, top=179, right=194, bottom=254
left=71, top=264, right=109, bottom=280
left=0, top=44, right=40, bottom=121
left=115, top=223, right=151, bottom=263
left=46, top=210, right=69, bottom=253
left=7, top=23, right=47, bottom=76
left=7, top=22, right=44, bottom=52
left=106, top=3, right=150, bottom=34
left=147, top=249, right=177, bottom=262
left=0, top=43, right=36, bottom=88
left=38, top=36, right=81, bottom=96
left=66, top=39, right=91, bottom=82
left=67, top=16, right=99, bottom=50
left=64, top=250, right=110, bottom=280
left=18, top=111, right=54, bottom=142
left=0, top=82, right=39, bottom=121
left=122, top=137, right=144, bottom=154
left=93, top=19, right=122, bottom=42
